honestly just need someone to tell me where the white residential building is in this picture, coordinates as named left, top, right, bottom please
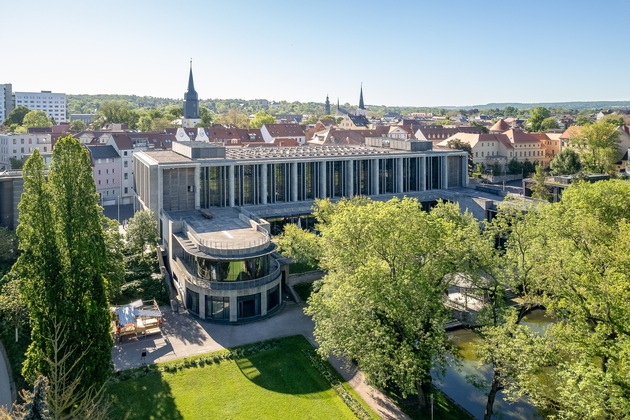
left=14, top=90, right=67, bottom=123
left=0, top=132, right=52, bottom=169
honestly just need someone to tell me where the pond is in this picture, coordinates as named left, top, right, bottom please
left=433, top=309, right=552, bottom=419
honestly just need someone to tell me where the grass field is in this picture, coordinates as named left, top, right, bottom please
left=108, top=336, right=378, bottom=420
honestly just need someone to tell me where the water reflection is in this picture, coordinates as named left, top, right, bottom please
left=434, top=310, right=551, bottom=419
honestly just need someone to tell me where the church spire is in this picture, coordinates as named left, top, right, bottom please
left=358, top=83, right=365, bottom=110
left=183, top=59, right=199, bottom=119
left=325, top=94, right=330, bottom=115
left=187, top=59, right=195, bottom=92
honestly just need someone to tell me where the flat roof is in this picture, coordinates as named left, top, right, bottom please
left=139, top=144, right=463, bottom=164
left=167, top=208, right=267, bottom=247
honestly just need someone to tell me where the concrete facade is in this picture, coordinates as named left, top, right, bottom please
left=14, top=90, right=67, bottom=123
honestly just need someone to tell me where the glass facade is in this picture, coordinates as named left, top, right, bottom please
left=238, top=293, right=261, bottom=318
left=205, top=295, right=229, bottom=320
left=193, top=254, right=271, bottom=282
left=197, top=155, right=462, bottom=208
left=186, top=288, right=199, bottom=315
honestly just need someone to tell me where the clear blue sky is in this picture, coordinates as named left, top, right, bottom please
left=4, top=0, right=630, bottom=107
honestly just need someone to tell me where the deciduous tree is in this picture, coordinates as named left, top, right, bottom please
left=125, top=210, right=159, bottom=259
left=3, top=105, right=30, bottom=127
left=530, top=165, right=551, bottom=201
left=22, top=110, right=53, bottom=129
left=550, top=148, right=582, bottom=175
left=249, top=110, right=276, bottom=129
left=571, top=120, right=620, bottom=174
left=288, top=197, right=472, bottom=409
left=526, top=107, right=551, bottom=132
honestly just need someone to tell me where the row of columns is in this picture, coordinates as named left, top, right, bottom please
left=202, top=155, right=459, bottom=208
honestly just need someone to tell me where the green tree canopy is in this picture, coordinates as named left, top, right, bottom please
left=22, top=110, right=53, bottom=129
left=249, top=110, right=276, bottom=129
left=16, top=137, right=115, bottom=393
left=571, top=120, right=620, bottom=174
left=69, top=119, right=87, bottom=132
left=3, top=105, right=31, bottom=127
left=550, top=148, right=582, bottom=175
left=215, top=109, right=249, bottom=128
left=125, top=210, right=159, bottom=259
left=491, top=180, right=630, bottom=417
left=530, top=165, right=551, bottom=201
left=526, top=107, right=551, bottom=132
left=284, top=197, right=475, bottom=409
left=540, top=117, right=559, bottom=131
left=93, top=101, right=139, bottom=129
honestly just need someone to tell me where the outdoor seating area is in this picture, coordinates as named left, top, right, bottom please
left=113, top=299, right=162, bottom=342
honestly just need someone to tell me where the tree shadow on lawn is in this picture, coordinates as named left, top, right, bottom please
left=109, top=372, right=184, bottom=420
left=234, top=337, right=331, bottom=396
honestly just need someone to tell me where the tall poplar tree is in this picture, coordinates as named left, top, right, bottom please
left=17, top=136, right=113, bottom=393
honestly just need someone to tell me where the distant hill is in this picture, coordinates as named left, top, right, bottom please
left=462, top=101, right=630, bottom=111
left=67, top=94, right=630, bottom=117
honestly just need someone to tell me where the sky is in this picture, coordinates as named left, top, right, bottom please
left=4, top=0, right=630, bottom=108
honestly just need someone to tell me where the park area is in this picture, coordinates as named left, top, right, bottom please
left=107, top=336, right=378, bottom=419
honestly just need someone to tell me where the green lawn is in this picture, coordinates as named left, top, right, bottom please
left=108, top=336, right=378, bottom=419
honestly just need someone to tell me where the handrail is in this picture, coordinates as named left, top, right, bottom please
left=181, top=220, right=270, bottom=251
left=175, top=257, right=281, bottom=291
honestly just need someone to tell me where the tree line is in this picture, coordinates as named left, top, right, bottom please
left=276, top=181, right=630, bottom=418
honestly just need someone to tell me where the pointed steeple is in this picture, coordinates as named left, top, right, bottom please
left=358, top=83, right=365, bottom=110
left=325, top=94, right=330, bottom=115
left=183, top=59, right=199, bottom=119
left=187, top=59, right=195, bottom=92
left=337, top=97, right=340, bottom=110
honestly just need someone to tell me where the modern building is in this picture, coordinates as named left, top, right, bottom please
left=133, top=139, right=469, bottom=322
left=14, top=90, right=67, bottom=123
left=0, top=84, right=12, bottom=123
left=0, top=171, right=23, bottom=230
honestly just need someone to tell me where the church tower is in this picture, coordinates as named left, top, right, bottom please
left=182, top=60, right=201, bottom=128
left=355, top=83, right=367, bottom=116
left=325, top=94, right=330, bottom=115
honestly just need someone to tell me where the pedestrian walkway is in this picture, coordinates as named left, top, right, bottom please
left=112, top=301, right=408, bottom=419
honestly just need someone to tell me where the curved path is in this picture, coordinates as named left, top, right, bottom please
left=112, top=299, right=407, bottom=419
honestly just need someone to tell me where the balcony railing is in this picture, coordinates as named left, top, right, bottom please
left=174, top=257, right=281, bottom=291
left=181, top=221, right=271, bottom=256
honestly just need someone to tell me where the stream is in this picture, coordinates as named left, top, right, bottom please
left=433, top=309, right=552, bottom=419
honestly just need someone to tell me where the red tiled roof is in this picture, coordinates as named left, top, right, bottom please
left=489, top=118, right=510, bottom=132
left=503, top=129, right=540, bottom=144
left=263, top=124, right=305, bottom=138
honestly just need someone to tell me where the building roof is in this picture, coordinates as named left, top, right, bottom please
left=489, top=118, right=510, bottom=132
left=560, top=125, right=583, bottom=139
left=87, top=145, right=119, bottom=159
left=437, top=133, right=514, bottom=150
left=347, top=115, right=370, bottom=127
left=503, top=129, right=541, bottom=144
left=415, top=125, right=483, bottom=141
left=263, top=124, right=305, bottom=138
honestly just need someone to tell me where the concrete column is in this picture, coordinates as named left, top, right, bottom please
left=230, top=295, right=238, bottom=322
left=421, top=156, right=427, bottom=191
left=396, top=158, right=404, bottom=193
left=194, top=165, right=200, bottom=209
left=261, top=164, right=268, bottom=204
left=461, top=155, right=469, bottom=187
left=372, top=158, right=380, bottom=195
left=260, top=289, right=268, bottom=316
left=319, top=161, right=327, bottom=198
left=442, top=156, right=448, bottom=189
left=291, top=162, right=298, bottom=202
left=228, top=165, right=235, bottom=207
left=198, top=293, right=206, bottom=319
left=345, top=160, right=354, bottom=197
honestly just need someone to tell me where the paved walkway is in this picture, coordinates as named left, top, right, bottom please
left=0, top=341, right=14, bottom=412
left=112, top=300, right=408, bottom=419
